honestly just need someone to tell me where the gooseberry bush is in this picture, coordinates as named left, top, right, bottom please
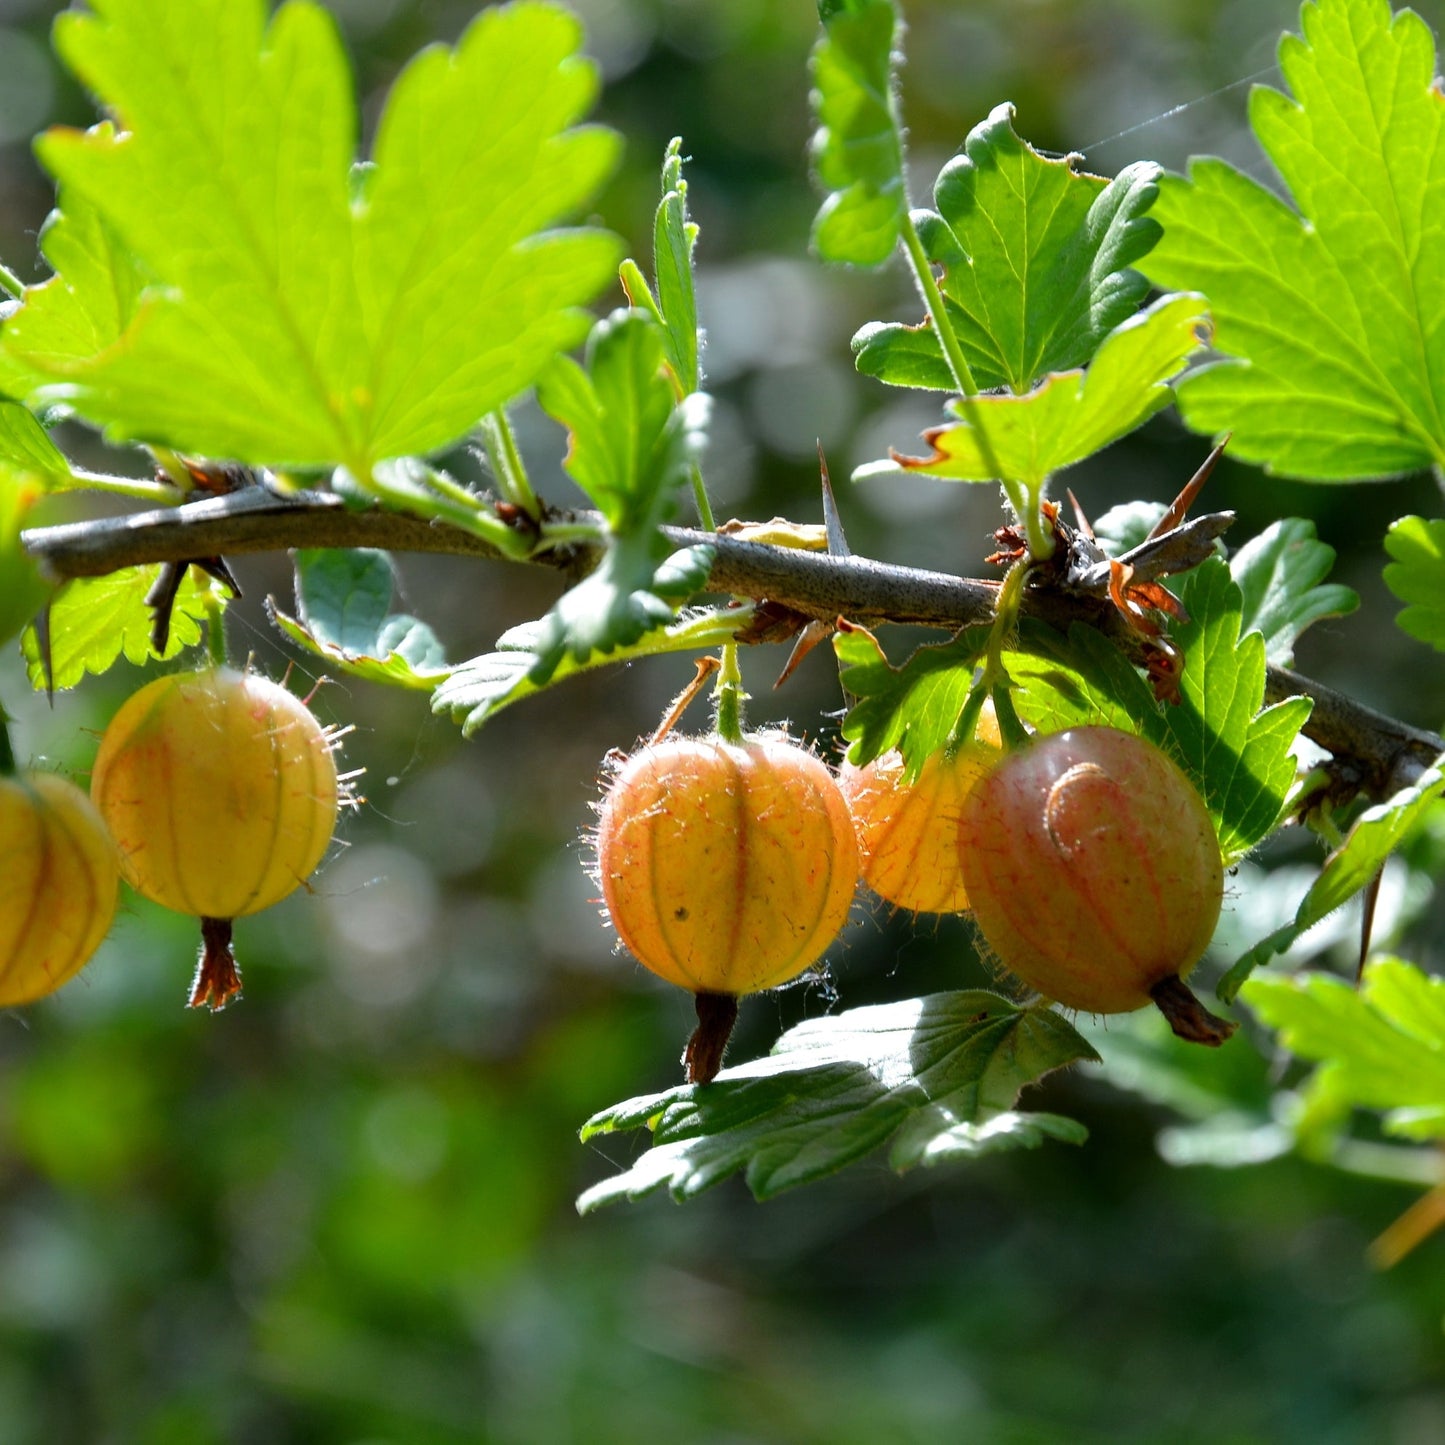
left=1, top=0, right=1443, bottom=1249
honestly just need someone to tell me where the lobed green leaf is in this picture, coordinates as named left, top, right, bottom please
left=868, top=293, right=1208, bottom=489
left=808, top=0, right=908, bottom=266
left=2, top=0, right=621, bottom=474
left=22, top=564, right=217, bottom=690
left=1141, top=0, right=1445, bottom=479
left=577, top=990, right=1095, bottom=1210
left=1221, top=754, right=1445, bottom=1000
left=1231, top=518, right=1359, bottom=667
left=1243, top=958, right=1445, bottom=1139
left=267, top=549, right=447, bottom=692
left=1383, top=515, right=1445, bottom=651
left=859, top=105, right=1162, bottom=393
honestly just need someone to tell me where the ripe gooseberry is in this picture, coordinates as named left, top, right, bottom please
left=593, top=734, right=859, bottom=1082
left=90, top=668, right=341, bottom=1010
left=838, top=701, right=1001, bottom=914
left=956, top=725, right=1234, bottom=1044
left=0, top=772, right=119, bottom=1004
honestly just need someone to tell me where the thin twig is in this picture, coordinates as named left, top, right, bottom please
left=20, top=490, right=1444, bottom=794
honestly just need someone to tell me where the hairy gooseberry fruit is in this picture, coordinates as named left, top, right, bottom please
left=838, top=702, right=1001, bottom=914
left=0, top=772, right=119, bottom=1004
left=956, top=726, right=1233, bottom=1044
left=594, top=734, right=859, bottom=1082
left=91, top=668, right=340, bottom=1010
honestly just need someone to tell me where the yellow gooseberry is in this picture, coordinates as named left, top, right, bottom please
left=593, top=733, right=859, bottom=1080
left=90, top=668, right=340, bottom=1008
left=0, top=772, right=119, bottom=1004
left=838, top=701, right=1001, bottom=913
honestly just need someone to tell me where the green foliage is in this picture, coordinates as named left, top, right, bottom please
left=0, top=466, right=50, bottom=647
left=1, top=0, right=621, bottom=475
left=1231, top=518, right=1360, bottom=667
left=855, top=106, right=1163, bottom=393
left=1244, top=958, right=1445, bottom=1140
left=1221, top=755, right=1445, bottom=1000
left=619, top=139, right=701, bottom=396
left=22, top=565, right=219, bottom=690
left=578, top=991, right=1096, bottom=1209
left=431, top=596, right=739, bottom=736
left=833, top=623, right=990, bottom=772
left=529, top=310, right=707, bottom=680
left=862, top=292, right=1208, bottom=489
left=1383, top=515, right=1445, bottom=650
left=808, top=0, right=907, bottom=267
left=1142, top=0, right=1445, bottom=479
left=268, top=549, right=447, bottom=691
left=0, top=400, right=73, bottom=486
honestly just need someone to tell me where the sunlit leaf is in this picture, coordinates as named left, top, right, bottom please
left=1141, top=0, right=1445, bottom=478
left=1244, top=958, right=1445, bottom=1140
left=855, top=105, right=1163, bottom=392
left=22, top=564, right=217, bottom=690
left=870, top=294, right=1208, bottom=489
left=1221, top=754, right=1445, bottom=1001
left=1383, top=515, right=1445, bottom=651
left=2, top=0, right=621, bottom=473
left=808, top=0, right=907, bottom=267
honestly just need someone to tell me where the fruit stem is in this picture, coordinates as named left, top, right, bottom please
left=961, top=557, right=1031, bottom=753
left=191, top=917, right=244, bottom=1011
left=203, top=592, right=228, bottom=667
left=712, top=643, right=747, bottom=745
left=684, top=991, right=740, bottom=1084
left=1150, top=974, right=1237, bottom=1046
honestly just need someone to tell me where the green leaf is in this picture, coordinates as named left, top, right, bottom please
left=433, top=603, right=745, bottom=737
left=1383, top=515, right=1445, bottom=650
left=859, top=105, right=1163, bottom=392
left=0, top=466, right=51, bottom=646
left=3, top=0, right=621, bottom=473
left=808, top=0, right=908, bottom=266
left=1159, top=560, right=1313, bottom=863
left=1221, top=754, right=1445, bottom=1001
left=0, top=182, right=146, bottom=405
left=266, top=548, right=447, bottom=691
left=22, top=564, right=217, bottom=690
left=527, top=311, right=707, bottom=681
left=834, top=623, right=990, bottom=774
left=1140, top=0, right=1445, bottom=478
left=869, top=293, right=1208, bottom=489
left=577, top=990, right=1095, bottom=1210
left=1231, top=518, right=1359, bottom=666
left=1244, top=958, right=1445, bottom=1140
left=620, top=139, right=700, bottom=395
left=0, top=400, right=72, bottom=485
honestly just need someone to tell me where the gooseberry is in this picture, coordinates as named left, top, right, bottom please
left=593, top=733, right=859, bottom=1081
left=838, top=702, right=1001, bottom=914
left=90, top=668, right=341, bottom=1009
left=0, top=772, right=119, bottom=1004
left=956, top=725, right=1233, bottom=1043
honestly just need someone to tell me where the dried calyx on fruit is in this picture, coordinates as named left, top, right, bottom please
left=90, top=667, right=347, bottom=1010
left=839, top=700, right=1001, bottom=914
left=957, top=725, right=1233, bottom=1044
left=0, top=756, right=119, bottom=1005
left=591, top=656, right=859, bottom=1083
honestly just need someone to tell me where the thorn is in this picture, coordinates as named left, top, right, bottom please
left=1147, top=438, right=1229, bottom=542
left=818, top=442, right=852, bottom=558
left=1066, top=487, right=1095, bottom=539
left=1357, top=866, right=1384, bottom=983
left=774, top=618, right=833, bottom=689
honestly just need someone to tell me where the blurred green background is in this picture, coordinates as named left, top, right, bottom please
left=2, top=1, right=1444, bottom=1440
